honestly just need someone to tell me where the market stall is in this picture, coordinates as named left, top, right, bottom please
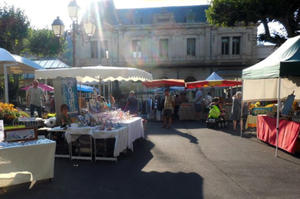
left=32, top=65, right=151, bottom=161
left=0, top=138, right=56, bottom=188
left=0, top=48, right=43, bottom=103
left=242, top=35, right=300, bottom=155
left=43, top=111, right=144, bottom=161
left=257, top=115, right=300, bottom=153
left=185, top=72, right=242, bottom=121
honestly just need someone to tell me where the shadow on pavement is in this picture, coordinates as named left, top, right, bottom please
left=1, top=138, right=203, bottom=199
left=147, top=122, right=199, bottom=144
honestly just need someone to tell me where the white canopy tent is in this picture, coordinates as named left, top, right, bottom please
left=0, top=48, right=43, bottom=103
left=35, top=66, right=153, bottom=82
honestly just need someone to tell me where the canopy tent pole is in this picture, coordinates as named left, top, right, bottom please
left=4, top=64, right=9, bottom=103
left=79, top=82, right=82, bottom=113
left=275, top=77, right=281, bottom=157
left=98, top=77, right=101, bottom=96
left=45, top=78, right=49, bottom=104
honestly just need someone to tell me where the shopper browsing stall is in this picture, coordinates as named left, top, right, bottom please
left=26, top=80, right=45, bottom=117
left=125, top=91, right=138, bottom=115
left=163, top=88, right=175, bottom=129
left=97, top=95, right=109, bottom=112
left=230, top=91, right=242, bottom=131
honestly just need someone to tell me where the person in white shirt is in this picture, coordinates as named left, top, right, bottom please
left=26, top=80, right=45, bottom=117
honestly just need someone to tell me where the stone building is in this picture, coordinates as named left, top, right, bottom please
left=76, top=1, right=261, bottom=81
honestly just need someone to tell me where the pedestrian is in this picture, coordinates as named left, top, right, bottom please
left=162, top=88, right=175, bottom=129
left=109, top=94, right=116, bottom=108
left=26, top=80, right=45, bottom=117
left=194, top=88, right=204, bottom=121
left=124, top=90, right=138, bottom=115
left=230, top=91, right=242, bottom=131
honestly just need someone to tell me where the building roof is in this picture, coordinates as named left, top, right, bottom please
left=34, top=59, right=70, bottom=69
left=116, top=5, right=209, bottom=25
left=96, top=1, right=209, bottom=26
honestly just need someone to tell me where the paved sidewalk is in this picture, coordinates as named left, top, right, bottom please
left=1, top=121, right=300, bottom=199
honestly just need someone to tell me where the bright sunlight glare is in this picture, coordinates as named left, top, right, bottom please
left=1, top=0, right=207, bottom=29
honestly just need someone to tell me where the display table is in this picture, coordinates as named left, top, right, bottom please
left=245, top=115, right=257, bottom=129
left=257, top=115, right=300, bottom=153
left=120, top=117, right=144, bottom=150
left=0, top=139, right=56, bottom=188
left=65, top=126, right=94, bottom=160
left=93, top=126, right=128, bottom=161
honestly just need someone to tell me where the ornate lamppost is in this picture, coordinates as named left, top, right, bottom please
left=52, top=0, right=96, bottom=67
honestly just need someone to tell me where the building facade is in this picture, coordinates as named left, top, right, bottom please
left=76, top=1, right=261, bottom=81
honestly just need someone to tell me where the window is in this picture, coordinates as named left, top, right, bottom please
left=101, top=40, right=109, bottom=59
left=187, top=38, right=196, bottom=56
left=90, top=41, right=98, bottom=58
left=186, top=10, right=195, bottom=23
left=159, top=39, right=168, bottom=58
left=132, top=40, right=142, bottom=58
left=232, top=36, right=241, bottom=55
left=221, top=37, right=229, bottom=55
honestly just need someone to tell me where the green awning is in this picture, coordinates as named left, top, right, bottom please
left=243, top=36, right=300, bottom=79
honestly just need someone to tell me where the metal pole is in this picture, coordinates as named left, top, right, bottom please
left=4, top=64, right=9, bottom=103
left=72, top=20, right=76, bottom=67
left=79, top=82, right=82, bottom=112
left=275, top=77, right=281, bottom=157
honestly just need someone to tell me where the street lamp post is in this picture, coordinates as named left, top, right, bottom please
left=52, top=0, right=96, bottom=67
left=68, top=0, right=79, bottom=67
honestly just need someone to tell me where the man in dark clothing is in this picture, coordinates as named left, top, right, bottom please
left=125, top=91, right=138, bottom=115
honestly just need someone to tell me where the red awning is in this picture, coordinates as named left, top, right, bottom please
left=142, top=79, right=185, bottom=88
left=186, top=80, right=242, bottom=89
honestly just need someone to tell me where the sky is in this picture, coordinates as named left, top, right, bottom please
left=1, top=0, right=209, bottom=29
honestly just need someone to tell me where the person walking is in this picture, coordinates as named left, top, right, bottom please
left=26, top=80, right=45, bottom=117
left=194, top=88, right=204, bottom=121
left=162, top=88, right=175, bottom=129
left=230, top=91, right=242, bottom=131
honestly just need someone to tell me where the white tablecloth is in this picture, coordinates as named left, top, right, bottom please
left=65, top=126, right=93, bottom=143
left=93, top=127, right=128, bottom=157
left=63, top=126, right=128, bottom=157
left=120, top=117, right=144, bottom=150
left=0, top=139, right=56, bottom=188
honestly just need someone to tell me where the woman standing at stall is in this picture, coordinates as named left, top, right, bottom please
left=231, top=91, right=242, bottom=131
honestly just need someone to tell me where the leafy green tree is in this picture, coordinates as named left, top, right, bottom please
left=27, top=29, right=66, bottom=58
left=206, top=0, right=300, bottom=45
left=0, top=5, right=30, bottom=53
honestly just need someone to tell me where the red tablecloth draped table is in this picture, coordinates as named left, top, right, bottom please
left=256, top=115, right=300, bottom=153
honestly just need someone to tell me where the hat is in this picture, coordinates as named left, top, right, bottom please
left=130, top=90, right=135, bottom=94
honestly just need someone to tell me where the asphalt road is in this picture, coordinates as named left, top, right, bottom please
left=1, top=121, right=300, bottom=199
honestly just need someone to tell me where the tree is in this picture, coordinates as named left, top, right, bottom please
left=0, top=5, right=30, bottom=53
left=206, top=0, right=300, bottom=45
left=27, top=29, right=66, bottom=58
